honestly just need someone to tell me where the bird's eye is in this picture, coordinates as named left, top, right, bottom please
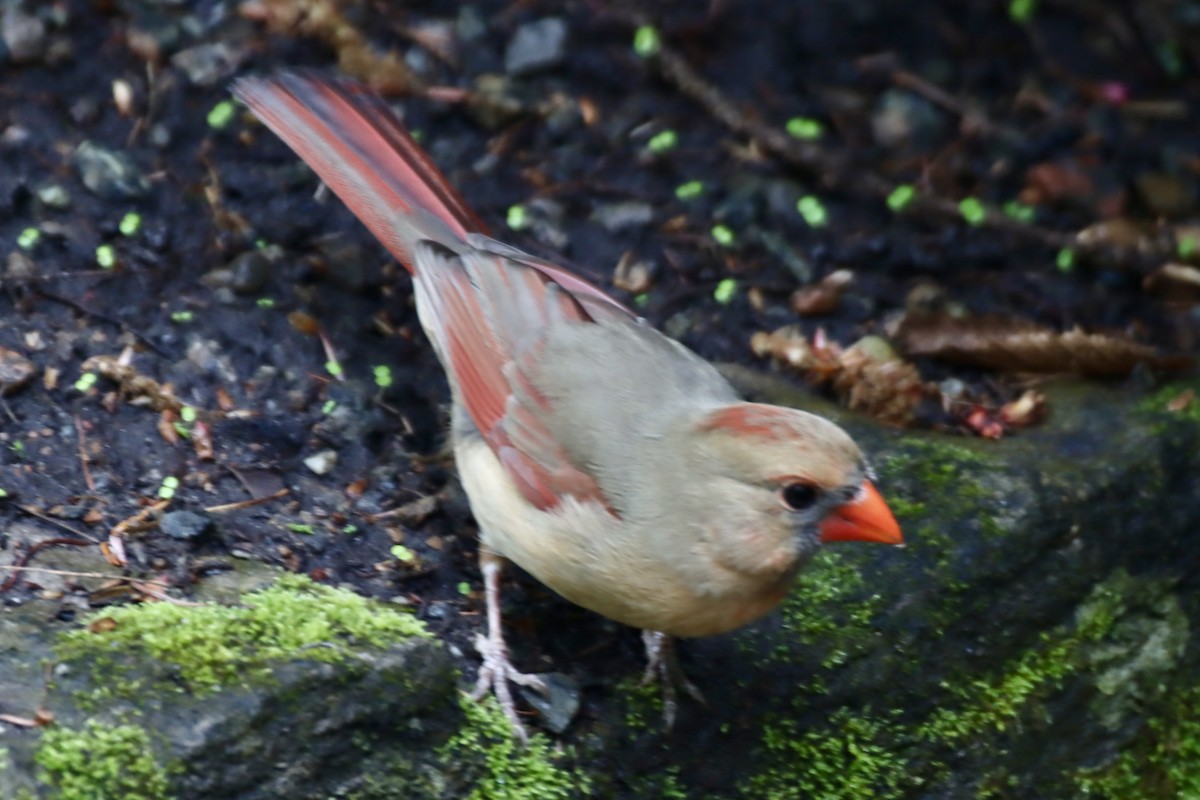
left=780, top=482, right=819, bottom=511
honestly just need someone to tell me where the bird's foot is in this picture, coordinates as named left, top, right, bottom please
left=469, top=550, right=546, bottom=742
left=640, top=630, right=706, bottom=727
left=470, top=629, right=547, bottom=742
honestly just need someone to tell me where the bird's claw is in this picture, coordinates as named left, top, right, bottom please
left=640, top=630, right=706, bottom=728
left=471, top=552, right=548, bottom=742
left=471, top=631, right=548, bottom=742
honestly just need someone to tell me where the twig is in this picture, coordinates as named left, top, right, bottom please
left=0, top=565, right=170, bottom=589
left=15, top=505, right=99, bottom=542
left=204, top=488, right=289, bottom=514
left=74, top=415, right=95, bottom=492
left=0, top=536, right=95, bottom=593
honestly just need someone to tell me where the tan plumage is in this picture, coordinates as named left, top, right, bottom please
left=234, top=73, right=903, bottom=738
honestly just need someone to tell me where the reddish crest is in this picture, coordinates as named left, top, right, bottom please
left=698, top=404, right=810, bottom=442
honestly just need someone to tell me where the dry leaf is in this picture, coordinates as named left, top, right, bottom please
left=752, top=327, right=925, bottom=426
left=1143, top=263, right=1200, bottom=300
left=1167, top=389, right=1195, bottom=413
left=192, top=419, right=215, bottom=461
left=791, top=269, right=854, bottom=316
left=830, top=337, right=925, bottom=426
left=964, top=407, right=1004, bottom=439
left=613, top=251, right=654, bottom=294
left=158, top=408, right=181, bottom=445
left=891, top=314, right=1192, bottom=376
left=1000, top=390, right=1047, bottom=428
left=1021, top=161, right=1093, bottom=206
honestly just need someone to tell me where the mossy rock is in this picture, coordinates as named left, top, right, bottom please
left=587, top=373, right=1200, bottom=799
left=0, top=572, right=589, bottom=799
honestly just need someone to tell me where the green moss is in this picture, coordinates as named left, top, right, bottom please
left=746, top=569, right=1167, bottom=797
left=440, top=696, right=587, bottom=800
left=1137, top=382, right=1200, bottom=424
left=920, top=631, right=1077, bottom=744
left=1074, top=687, right=1200, bottom=798
left=35, top=720, right=170, bottom=800
left=618, top=676, right=662, bottom=731
left=748, top=708, right=909, bottom=799
left=55, top=574, right=429, bottom=694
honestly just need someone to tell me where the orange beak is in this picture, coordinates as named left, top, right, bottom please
left=819, top=481, right=904, bottom=545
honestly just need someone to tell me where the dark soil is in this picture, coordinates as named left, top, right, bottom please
left=1, top=0, right=1197, bottom=734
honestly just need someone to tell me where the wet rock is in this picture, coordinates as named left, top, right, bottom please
left=73, top=141, right=149, bottom=199
left=0, top=576, right=462, bottom=799
left=505, top=17, right=567, bottom=76
left=1, top=7, right=46, bottom=64
left=519, top=672, right=581, bottom=734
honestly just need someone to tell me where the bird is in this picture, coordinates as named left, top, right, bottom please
left=233, top=73, right=903, bottom=738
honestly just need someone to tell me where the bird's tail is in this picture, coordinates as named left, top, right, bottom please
left=233, top=73, right=487, bottom=273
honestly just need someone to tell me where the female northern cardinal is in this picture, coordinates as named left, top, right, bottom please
left=234, top=74, right=903, bottom=738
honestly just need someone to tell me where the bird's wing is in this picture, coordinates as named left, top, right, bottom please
left=236, top=72, right=632, bottom=514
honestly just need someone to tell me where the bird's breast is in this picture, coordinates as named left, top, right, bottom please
left=456, top=436, right=798, bottom=637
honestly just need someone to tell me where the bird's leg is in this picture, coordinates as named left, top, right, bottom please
left=470, top=548, right=547, bottom=740
left=640, top=630, right=706, bottom=727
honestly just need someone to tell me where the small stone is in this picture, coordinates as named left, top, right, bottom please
left=518, top=672, right=580, bottom=734
left=2, top=7, right=47, bottom=64
left=6, top=251, right=36, bottom=280
left=226, top=250, right=271, bottom=294
left=171, top=42, right=245, bottom=87
left=467, top=74, right=529, bottom=129
left=590, top=200, right=654, bottom=233
left=505, top=18, right=567, bottom=76
left=160, top=510, right=212, bottom=541
left=35, top=183, right=70, bottom=210
left=872, top=89, right=942, bottom=149
left=304, top=450, right=338, bottom=476
left=73, top=141, right=149, bottom=199
left=0, top=346, right=36, bottom=396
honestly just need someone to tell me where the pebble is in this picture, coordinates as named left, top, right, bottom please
left=171, top=42, right=245, bottom=87
left=0, top=346, right=35, bottom=396
left=872, top=89, right=943, bottom=149
left=160, top=510, right=212, bottom=541
left=226, top=250, right=271, bottom=294
left=590, top=200, right=654, bottom=233
left=35, top=183, right=70, bottom=210
left=2, top=7, right=46, bottom=64
left=505, top=17, right=567, bottom=76
left=73, top=141, right=149, bottom=199
left=304, top=450, right=338, bottom=476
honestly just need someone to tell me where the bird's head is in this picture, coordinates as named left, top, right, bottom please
left=688, top=402, right=903, bottom=578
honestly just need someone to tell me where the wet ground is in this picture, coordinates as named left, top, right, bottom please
left=1, top=0, right=1198, bottom=729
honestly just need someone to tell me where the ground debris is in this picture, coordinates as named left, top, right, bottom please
left=890, top=314, right=1193, bottom=377
left=752, top=327, right=925, bottom=426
